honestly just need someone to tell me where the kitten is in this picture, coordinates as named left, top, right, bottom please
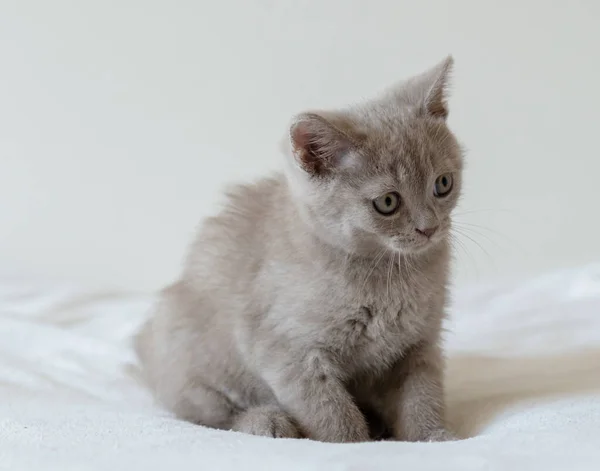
left=135, top=57, right=463, bottom=443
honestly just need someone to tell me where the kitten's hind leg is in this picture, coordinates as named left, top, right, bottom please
left=171, top=383, right=241, bottom=431
left=174, top=385, right=300, bottom=439
left=231, top=405, right=301, bottom=439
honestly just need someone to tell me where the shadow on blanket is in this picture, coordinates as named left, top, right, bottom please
left=446, top=349, right=600, bottom=437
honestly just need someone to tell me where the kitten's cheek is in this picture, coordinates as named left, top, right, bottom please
left=386, top=237, right=407, bottom=253
left=431, top=227, right=448, bottom=243
left=382, top=236, right=398, bottom=250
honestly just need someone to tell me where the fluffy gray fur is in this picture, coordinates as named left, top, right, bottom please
left=135, top=57, right=463, bottom=443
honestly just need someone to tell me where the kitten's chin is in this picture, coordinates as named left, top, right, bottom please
left=388, top=236, right=443, bottom=255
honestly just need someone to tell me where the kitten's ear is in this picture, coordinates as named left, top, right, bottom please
left=289, top=112, right=360, bottom=175
left=405, top=56, right=454, bottom=120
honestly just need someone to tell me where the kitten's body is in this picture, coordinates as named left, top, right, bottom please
left=136, top=58, right=462, bottom=442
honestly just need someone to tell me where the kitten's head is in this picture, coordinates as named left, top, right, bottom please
left=285, top=56, right=463, bottom=257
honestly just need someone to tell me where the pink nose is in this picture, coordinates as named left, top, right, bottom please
left=416, top=226, right=438, bottom=238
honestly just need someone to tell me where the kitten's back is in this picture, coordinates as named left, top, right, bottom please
left=182, top=174, right=290, bottom=288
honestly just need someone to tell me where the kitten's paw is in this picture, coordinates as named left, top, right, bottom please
left=233, top=406, right=300, bottom=439
left=314, top=415, right=371, bottom=443
left=339, top=425, right=371, bottom=443
left=424, top=428, right=458, bottom=442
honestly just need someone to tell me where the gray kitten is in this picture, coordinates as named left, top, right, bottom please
left=135, top=57, right=463, bottom=443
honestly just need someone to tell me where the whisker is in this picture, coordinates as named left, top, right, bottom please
left=386, top=250, right=395, bottom=301
left=453, top=208, right=515, bottom=217
left=453, top=221, right=525, bottom=256
left=452, top=228, right=495, bottom=267
left=403, top=253, right=423, bottom=291
left=452, top=223, right=505, bottom=251
left=359, top=248, right=387, bottom=294
left=449, top=233, right=479, bottom=277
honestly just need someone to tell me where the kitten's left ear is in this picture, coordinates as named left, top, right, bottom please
left=406, top=55, right=454, bottom=120
left=289, top=112, right=362, bottom=176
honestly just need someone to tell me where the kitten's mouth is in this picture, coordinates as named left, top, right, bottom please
left=390, top=234, right=442, bottom=254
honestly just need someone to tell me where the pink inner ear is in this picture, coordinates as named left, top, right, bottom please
left=290, top=121, right=312, bottom=154
left=291, top=121, right=325, bottom=174
left=291, top=120, right=337, bottom=174
left=290, top=113, right=358, bottom=175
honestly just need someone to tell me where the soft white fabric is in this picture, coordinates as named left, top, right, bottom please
left=1, top=266, right=600, bottom=470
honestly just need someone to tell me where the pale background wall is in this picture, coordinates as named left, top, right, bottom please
left=1, top=1, right=599, bottom=292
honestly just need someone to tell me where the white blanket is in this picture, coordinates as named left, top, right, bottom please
left=1, top=266, right=600, bottom=470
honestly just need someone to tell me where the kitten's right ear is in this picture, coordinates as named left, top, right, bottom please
left=290, top=112, right=360, bottom=176
left=395, top=56, right=454, bottom=120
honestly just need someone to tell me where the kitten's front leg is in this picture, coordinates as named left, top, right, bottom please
left=265, top=349, right=369, bottom=443
left=384, top=342, right=456, bottom=442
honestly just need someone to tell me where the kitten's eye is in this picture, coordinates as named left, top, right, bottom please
left=434, top=173, right=453, bottom=197
left=373, top=192, right=401, bottom=215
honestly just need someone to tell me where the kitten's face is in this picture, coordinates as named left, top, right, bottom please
left=292, top=119, right=462, bottom=256
left=342, top=120, right=461, bottom=255
left=287, top=57, right=463, bottom=257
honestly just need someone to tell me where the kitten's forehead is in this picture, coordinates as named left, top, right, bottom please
left=359, top=117, right=460, bottom=186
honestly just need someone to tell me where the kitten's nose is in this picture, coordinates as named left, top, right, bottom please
left=416, top=226, right=438, bottom=238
